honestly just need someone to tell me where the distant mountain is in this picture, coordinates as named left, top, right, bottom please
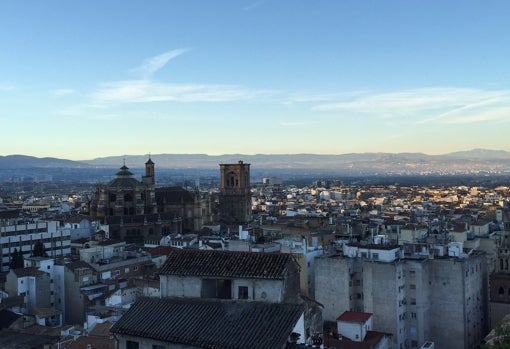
left=442, top=148, right=510, bottom=159
left=79, top=149, right=510, bottom=169
left=0, top=155, right=88, bottom=168
left=1, top=150, right=509, bottom=179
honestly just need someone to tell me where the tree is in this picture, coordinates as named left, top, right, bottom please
left=32, top=241, right=47, bottom=257
left=9, top=248, right=24, bottom=269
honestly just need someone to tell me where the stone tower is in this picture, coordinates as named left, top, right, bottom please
left=142, top=156, right=155, bottom=185
left=219, top=161, right=252, bottom=224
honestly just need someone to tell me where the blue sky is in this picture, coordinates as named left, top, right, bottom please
left=1, top=1, right=509, bottom=160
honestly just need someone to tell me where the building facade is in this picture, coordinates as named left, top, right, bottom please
left=219, top=161, right=252, bottom=224
left=315, top=242, right=488, bottom=349
left=0, top=219, right=71, bottom=272
left=90, top=158, right=211, bottom=242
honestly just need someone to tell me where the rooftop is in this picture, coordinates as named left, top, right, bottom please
left=337, top=311, right=373, bottom=323
left=111, top=297, right=303, bottom=349
left=159, top=249, right=297, bottom=279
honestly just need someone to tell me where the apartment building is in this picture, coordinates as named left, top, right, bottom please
left=0, top=218, right=71, bottom=272
left=315, top=241, right=488, bottom=349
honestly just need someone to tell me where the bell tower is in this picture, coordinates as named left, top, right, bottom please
left=219, top=161, right=252, bottom=224
left=142, top=156, right=155, bottom=185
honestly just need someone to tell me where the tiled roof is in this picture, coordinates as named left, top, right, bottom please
left=65, top=260, right=93, bottom=272
left=111, top=297, right=304, bottom=349
left=337, top=311, right=373, bottom=323
left=11, top=267, right=47, bottom=278
left=159, top=249, right=296, bottom=279
left=147, top=245, right=176, bottom=257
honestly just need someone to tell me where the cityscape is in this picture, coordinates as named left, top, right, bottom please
left=0, top=155, right=509, bottom=348
left=2, top=1, right=510, bottom=348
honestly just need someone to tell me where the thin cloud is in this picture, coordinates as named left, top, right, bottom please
left=312, top=87, right=510, bottom=124
left=282, top=91, right=367, bottom=105
left=130, top=49, right=190, bottom=78
left=92, top=80, right=271, bottom=104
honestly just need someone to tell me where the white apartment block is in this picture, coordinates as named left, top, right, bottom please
left=1, top=220, right=71, bottom=272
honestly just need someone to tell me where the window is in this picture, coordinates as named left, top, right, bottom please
left=372, top=253, right=379, bottom=260
left=409, top=270, right=416, bottom=276
left=152, top=345, right=165, bottom=349
left=238, top=286, right=249, bottom=299
left=410, top=284, right=416, bottom=290
left=114, top=270, right=120, bottom=276
left=126, top=341, right=139, bottom=349
left=410, top=298, right=416, bottom=305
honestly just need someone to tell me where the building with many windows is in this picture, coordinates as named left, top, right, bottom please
left=0, top=215, right=71, bottom=272
left=315, top=241, right=488, bottom=349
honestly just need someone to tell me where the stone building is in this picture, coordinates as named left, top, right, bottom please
left=159, top=249, right=301, bottom=304
left=90, top=158, right=211, bottom=242
left=5, top=267, right=51, bottom=314
left=111, top=248, right=320, bottom=349
left=219, top=161, right=252, bottom=224
left=315, top=242, right=488, bottom=349
left=489, top=230, right=510, bottom=327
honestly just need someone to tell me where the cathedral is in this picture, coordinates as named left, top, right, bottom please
left=90, top=158, right=211, bottom=243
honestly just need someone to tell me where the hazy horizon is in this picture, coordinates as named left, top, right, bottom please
left=2, top=147, right=510, bottom=163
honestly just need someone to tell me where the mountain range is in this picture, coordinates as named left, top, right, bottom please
left=1, top=149, right=510, bottom=177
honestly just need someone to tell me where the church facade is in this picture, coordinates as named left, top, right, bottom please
left=90, top=158, right=211, bottom=243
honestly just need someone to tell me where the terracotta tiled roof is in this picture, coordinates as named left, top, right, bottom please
left=147, top=245, right=176, bottom=257
left=111, top=297, right=304, bottom=349
left=159, top=249, right=296, bottom=279
left=68, top=336, right=114, bottom=349
left=337, top=311, right=373, bottom=323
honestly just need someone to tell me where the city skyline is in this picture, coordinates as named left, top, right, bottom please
left=1, top=1, right=510, bottom=160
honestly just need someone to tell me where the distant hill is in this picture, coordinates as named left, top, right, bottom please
left=1, top=149, right=509, bottom=178
left=0, top=155, right=87, bottom=168
left=79, top=149, right=510, bottom=170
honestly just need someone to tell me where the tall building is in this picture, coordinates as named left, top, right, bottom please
left=92, top=159, right=157, bottom=218
left=489, top=230, right=510, bottom=327
left=90, top=158, right=211, bottom=242
left=219, top=161, right=252, bottom=224
left=315, top=241, right=488, bottom=349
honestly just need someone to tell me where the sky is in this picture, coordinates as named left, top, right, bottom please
left=1, top=1, right=510, bottom=160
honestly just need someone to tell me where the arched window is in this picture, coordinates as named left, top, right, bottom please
left=499, top=286, right=505, bottom=295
